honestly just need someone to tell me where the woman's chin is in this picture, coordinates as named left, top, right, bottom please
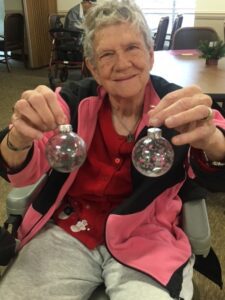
left=112, top=83, right=143, bottom=99
left=112, top=89, right=142, bottom=100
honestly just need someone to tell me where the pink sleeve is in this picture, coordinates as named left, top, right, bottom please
left=213, top=109, right=225, bottom=129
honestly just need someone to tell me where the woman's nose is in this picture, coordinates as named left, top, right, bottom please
left=114, top=52, right=132, bottom=70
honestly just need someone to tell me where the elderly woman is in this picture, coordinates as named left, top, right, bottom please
left=0, top=0, right=225, bottom=299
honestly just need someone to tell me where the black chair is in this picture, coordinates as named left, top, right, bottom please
left=153, top=16, right=169, bottom=51
left=48, top=14, right=65, bottom=31
left=171, top=26, right=219, bottom=50
left=165, top=14, right=183, bottom=49
left=208, top=93, right=225, bottom=110
left=0, top=13, right=25, bottom=71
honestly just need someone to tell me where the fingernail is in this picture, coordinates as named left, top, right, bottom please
left=58, top=116, right=67, bottom=124
left=165, top=117, right=173, bottom=126
left=149, top=118, right=161, bottom=127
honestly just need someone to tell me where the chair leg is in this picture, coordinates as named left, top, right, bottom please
left=222, top=101, right=225, bottom=110
left=4, top=50, right=11, bottom=72
left=21, top=47, right=27, bottom=68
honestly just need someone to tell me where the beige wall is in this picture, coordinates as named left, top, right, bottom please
left=195, top=0, right=225, bottom=13
left=57, top=0, right=80, bottom=13
left=56, top=0, right=104, bottom=13
left=4, top=0, right=23, bottom=12
left=195, top=0, right=225, bottom=41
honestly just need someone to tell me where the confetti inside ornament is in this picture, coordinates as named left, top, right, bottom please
left=132, top=128, right=174, bottom=177
left=46, top=124, right=86, bottom=173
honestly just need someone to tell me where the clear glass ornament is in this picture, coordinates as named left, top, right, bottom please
left=45, top=124, right=87, bottom=173
left=132, top=128, right=174, bottom=177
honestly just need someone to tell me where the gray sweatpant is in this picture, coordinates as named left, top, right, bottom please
left=0, top=223, right=194, bottom=300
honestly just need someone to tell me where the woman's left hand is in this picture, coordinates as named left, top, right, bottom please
left=148, top=85, right=225, bottom=161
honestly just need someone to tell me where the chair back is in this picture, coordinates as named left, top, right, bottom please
left=154, top=16, right=169, bottom=51
left=171, top=26, right=219, bottom=50
left=168, top=14, right=183, bottom=49
left=3, top=13, right=24, bottom=50
left=48, top=14, right=65, bottom=31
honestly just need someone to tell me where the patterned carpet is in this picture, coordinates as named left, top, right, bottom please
left=0, top=60, right=225, bottom=300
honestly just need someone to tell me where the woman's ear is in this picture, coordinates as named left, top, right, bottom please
left=85, top=58, right=101, bottom=85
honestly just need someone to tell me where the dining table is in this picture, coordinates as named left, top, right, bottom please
left=151, top=50, right=225, bottom=94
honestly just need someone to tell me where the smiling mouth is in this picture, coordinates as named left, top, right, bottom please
left=114, top=74, right=137, bottom=81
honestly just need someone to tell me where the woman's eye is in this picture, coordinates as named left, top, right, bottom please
left=127, top=45, right=138, bottom=51
left=99, top=52, right=113, bottom=59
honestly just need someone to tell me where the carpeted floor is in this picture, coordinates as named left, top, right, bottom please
left=0, top=60, right=225, bottom=300
left=0, top=61, right=50, bottom=130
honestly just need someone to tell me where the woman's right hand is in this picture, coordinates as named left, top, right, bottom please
left=10, top=85, right=67, bottom=147
left=0, top=85, right=67, bottom=168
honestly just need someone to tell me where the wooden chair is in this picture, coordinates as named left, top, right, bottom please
left=0, top=13, right=25, bottom=71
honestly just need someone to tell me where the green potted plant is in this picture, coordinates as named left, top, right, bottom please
left=198, top=40, right=225, bottom=65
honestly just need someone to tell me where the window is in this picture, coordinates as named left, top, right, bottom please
left=135, top=0, right=195, bottom=32
left=0, top=0, right=4, bottom=34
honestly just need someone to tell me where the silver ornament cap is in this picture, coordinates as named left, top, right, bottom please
left=147, top=127, right=162, bottom=139
left=58, top=124, right=73, bottom=133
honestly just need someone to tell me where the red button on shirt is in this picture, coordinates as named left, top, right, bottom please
left=53, top=99, right=135, bottom=249
left=114, top=158, right=121, bottom=164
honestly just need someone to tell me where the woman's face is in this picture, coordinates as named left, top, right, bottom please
left=86, top=22, right=154, bottom=101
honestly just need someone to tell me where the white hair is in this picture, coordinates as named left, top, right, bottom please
left=83, top=0, right=153, bottom=64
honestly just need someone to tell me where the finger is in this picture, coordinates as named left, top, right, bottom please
left=149, top=93, right=212, bottom=127
left=11, top=115, right=44, bottom=140
left=165, top=105, right=214, bottom=128
left=165, top=85, right=202, bottom=98
left=21, top=89, right=60, bottom=129
left=13, top=99, right=49, bottom=131
left=171, top=123, right=216, bottom=146
left=35, top=85, right=67, bottom=125
left=149, top=85, right=202, bottom=116
left=200, top=107, right=213, bottom=121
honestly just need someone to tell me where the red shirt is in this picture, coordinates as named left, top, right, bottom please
left=53, top=100, right=135, bottom=249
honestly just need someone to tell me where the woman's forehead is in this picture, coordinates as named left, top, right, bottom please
left=93, top=23, right=144, bottom=48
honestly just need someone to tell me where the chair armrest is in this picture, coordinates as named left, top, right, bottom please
left=6, top=174, right=48, bottom=217
left=182, top=199, right=211, bottom=257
